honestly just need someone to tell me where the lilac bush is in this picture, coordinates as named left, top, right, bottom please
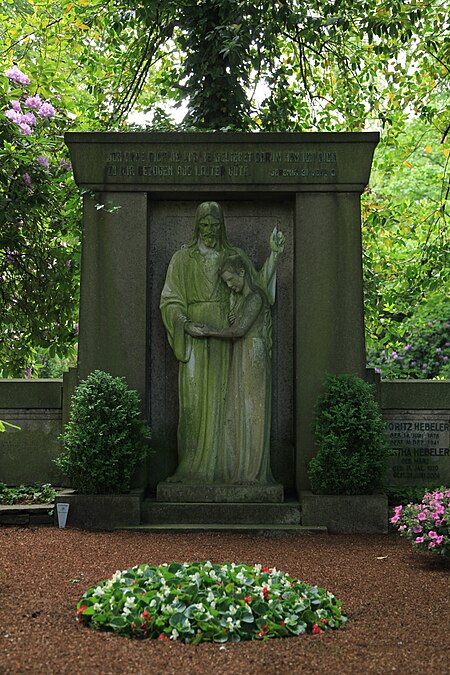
left=0, top=66, right=80, bottom=376
left=391, top=487, right=450, bottom=558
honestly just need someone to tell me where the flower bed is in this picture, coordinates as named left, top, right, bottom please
left=390, top=487, right=450, bottom=558
left=0, top=482, right=56, bottom=505
left=77, top=561, right=347, bottom=643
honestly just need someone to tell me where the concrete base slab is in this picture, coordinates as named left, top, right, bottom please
left=301, top=492, right=388, bottom=534
left=120, top=523, right=327, bottom=535
left=142, top=499, right=300, bottom=525
left=156, top=482, right=284, bottom=503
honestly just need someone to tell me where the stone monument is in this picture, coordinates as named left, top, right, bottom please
left=65, top=131, right=379, bottom=501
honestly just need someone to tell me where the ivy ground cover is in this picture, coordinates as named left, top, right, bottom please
left=77, top=561, right=347, bottom=643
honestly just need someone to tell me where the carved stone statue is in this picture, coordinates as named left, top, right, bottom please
left=160, top=201, right=284, bottom=485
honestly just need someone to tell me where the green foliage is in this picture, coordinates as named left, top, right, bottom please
left=367, top=295, right=450, bottom=379
left=1, top=0, right=449, bottom=378
left=308, top=374, right=389, bottom=495
left=55, top=370, right=151, bottom=494
left=385, top=485, right=441, bottom=508
left=363, top=116, right=449, bottom=371
left=0, top=482, right=56, bottom=504
left=0, top=68, right=80, bottom=377
left=77, top=561, right=347, bottom=642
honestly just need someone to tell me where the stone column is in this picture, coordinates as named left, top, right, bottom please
left=294, top=191, right=367, bottom=491
left=77, top=192, right=148, bottom=407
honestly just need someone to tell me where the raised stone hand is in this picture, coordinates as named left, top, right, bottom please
left=270, top=227, right=285, bottom=254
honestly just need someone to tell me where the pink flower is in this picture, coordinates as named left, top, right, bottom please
left=22, top=173, right=32, bottom=187
left=21, top=112, right=37, bottom=126
left=4, top=109, right=21, bottom=124
left=417, top=511, right=427, bottom=521
left=19, top=123, right=32, bottom=136
left=412, top=525, right=423, bottom=534
left=5, top=66, right=30, bottom=85
left=428, top=531, right=438, bottom=539
left=414, top=536, right=424, bottom=544
left=435, top=536, right=444, bottom=545
left=25, top=95, right=42, bottom=109
left=390, top=515, right=400, bottom=524
left=36, top=155, right=50, bottom=169
left=60, top=158, right=72, bottom=171
left=38, top=102, right=56, bottom=118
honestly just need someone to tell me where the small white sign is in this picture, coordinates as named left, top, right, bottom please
left=56, top=502, right=70, bottom=529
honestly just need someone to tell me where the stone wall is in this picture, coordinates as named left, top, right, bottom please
left=1, top=374, right=449, bottom=490
left=0, top=378, right=69, bottom=486
left=381, top=380, right=450, bottom=487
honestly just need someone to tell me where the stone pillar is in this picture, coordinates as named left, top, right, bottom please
left=294, top=192, right=367, bottom=491
left=77, top=192, right=148, bottom=407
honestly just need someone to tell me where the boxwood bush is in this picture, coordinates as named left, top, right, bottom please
left=308, top=373, right=389, bottom=495
left=55, top=370, right=151, bottom=494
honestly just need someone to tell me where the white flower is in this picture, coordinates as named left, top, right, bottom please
left=94, top=586, right=105, bottom=596
left=149, top=598, right=157, bottom=608
left=93, top=603, right=102, bottom=612
left=122, top=607, right=131, bottom=616
left=236, top=572, right=245, bottom=582
left=124, top=596, right=136, bottom=608
left=207, top=590, right=215, bottom=603
left=170, top=628, right=179, bottom=640
left=228, top=605, right=237, bottom=616
left=254, top=564, right=262, bottom=574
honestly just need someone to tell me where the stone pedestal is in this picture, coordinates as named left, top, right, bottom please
left=157, top=482, right=284, bottom=503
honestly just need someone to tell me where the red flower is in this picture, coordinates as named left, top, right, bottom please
left=76, top=605, right=87, bottom=623
left=158, top=634, right=170, bottom=641
left=280, top=621, right=286, bottom=626
left=262, top=567, right=271, bottom=573
left=141, top=611, right=150, bottom=621
left=244, top=596, right=253, bottom=603
left=320, top=619, right=328, bottom=625
left=311, top=624, right=323, bottom=635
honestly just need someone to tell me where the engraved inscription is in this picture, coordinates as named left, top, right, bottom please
left=104, top=147, right=338, bottom=182
left=384, top=411, right=450, bottom=485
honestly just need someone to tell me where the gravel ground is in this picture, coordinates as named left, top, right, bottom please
left=0, top=527, right=449, bottom=674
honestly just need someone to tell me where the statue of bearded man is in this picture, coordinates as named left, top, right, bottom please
left=160, top=201, right=283, bottom=484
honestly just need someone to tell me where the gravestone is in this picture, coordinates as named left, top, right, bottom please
left=384, top=411, right=450, bottom=486
left=65, top=131, right=379, bottom=498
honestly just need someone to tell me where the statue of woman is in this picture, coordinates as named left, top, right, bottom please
left=189, top=245, right=284, bottom=484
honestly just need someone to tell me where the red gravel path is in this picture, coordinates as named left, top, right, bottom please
left=1, top=527, right=449, bottom=674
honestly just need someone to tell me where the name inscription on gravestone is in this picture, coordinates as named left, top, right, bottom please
left=104, top=147, right=338, bottom=183
left=384, top=410, right=450, bottom=486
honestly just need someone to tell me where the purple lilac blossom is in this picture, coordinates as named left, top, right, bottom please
left=38, top=102, right=56, bottom=118
left=36, top=155, right=50, bottom=169
left=25, top=94, right=42, bottom=109
left=21, top=111, right=37, bottom=126
left=19, top=123, right=32, bottom=136
left=4, top=109, right=21, bottom=124
left=9, top=100, right=21, bottom=111
left=5, top=66, right=30, bottom=86
left=59, top=158, right=72, bottom=171
left=22, top=173, right=32, bottom=187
